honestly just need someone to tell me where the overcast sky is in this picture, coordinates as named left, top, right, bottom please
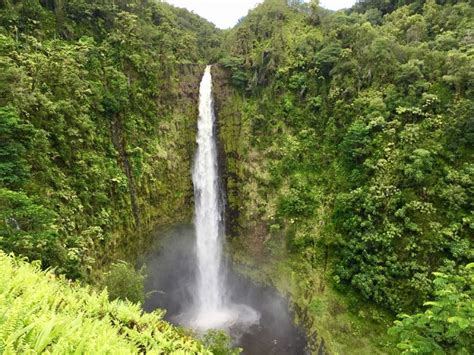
left=165, top=0, right=357, bottom=29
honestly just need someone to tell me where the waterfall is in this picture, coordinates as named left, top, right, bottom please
left=193, top=65, right=226, bottom=317
left=187, top=65, right=259, bottom=331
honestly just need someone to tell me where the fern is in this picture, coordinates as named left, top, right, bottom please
left=0, top=252, right=211, bottom=354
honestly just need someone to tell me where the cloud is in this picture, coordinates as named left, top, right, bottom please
left=164, top=0, right=264, bottom=29
left=165, top=0, right=356, bottom=29
left=321, top=0, right=356, bottom=11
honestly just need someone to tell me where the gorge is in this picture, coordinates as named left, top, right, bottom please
left=181, top=65, right=260, bottom=334
left=0, top=0, right=472, bottom=354
left=141, top=66, right=306, bottom=353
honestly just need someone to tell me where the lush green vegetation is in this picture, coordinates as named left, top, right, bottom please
left=389, top=263, right=473, bottom=354
left=102, top=260, right=146, bottom=304
left=0, top=0, right=221, bottom=279
left=0, top=251, right=210, bottom=353
left=217, top=0, right=473, bottom=353
left=0, top=0, right=472, bottom=353
left=0, top=1, right=222, bottom=351
left=202, top=329, right=242, bottom=355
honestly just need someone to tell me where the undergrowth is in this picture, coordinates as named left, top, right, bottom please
left=0, top=252, right=209, bottom=354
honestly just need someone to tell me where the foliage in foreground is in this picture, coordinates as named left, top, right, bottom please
left=389, top=263, right=474, bottom=354
left=0, top=252, right=209, bottom=354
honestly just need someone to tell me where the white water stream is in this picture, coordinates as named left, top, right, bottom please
left=188, top=65, right=259, bottom=331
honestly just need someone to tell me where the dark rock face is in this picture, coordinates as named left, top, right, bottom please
left=211, top=65, right=243, bottom=237
left=209, top=65, right=325, bottom=354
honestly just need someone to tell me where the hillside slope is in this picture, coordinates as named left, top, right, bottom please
left=216, top=0, right=473, bottom=353
left=0, top=251, right=209, bottom=354
left=0, top=0, right=222, bottom=279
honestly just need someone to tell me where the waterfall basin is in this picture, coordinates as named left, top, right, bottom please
left=142, top=224, right=308, bottom=355
left=181, top=303, right=260, bottom=332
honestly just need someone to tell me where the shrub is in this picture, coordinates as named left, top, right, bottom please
left=102, top=261, right=146, bottom=304
left=389, top=263, right=474, bottom=354
left=202, top=329, right=241, bottom=355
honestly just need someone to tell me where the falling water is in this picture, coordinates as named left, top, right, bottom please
left=192, top=65, right=225, bottom=323
left=188, top=65, right=259, bottom=331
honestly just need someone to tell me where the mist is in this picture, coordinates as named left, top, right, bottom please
left=140, top=224, right=307, bottom=354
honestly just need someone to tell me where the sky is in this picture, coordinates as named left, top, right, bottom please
left=164, top=0, right=357, bottom=29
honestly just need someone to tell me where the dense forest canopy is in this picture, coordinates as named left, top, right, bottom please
left=0, top=0, right=473, bottom=353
